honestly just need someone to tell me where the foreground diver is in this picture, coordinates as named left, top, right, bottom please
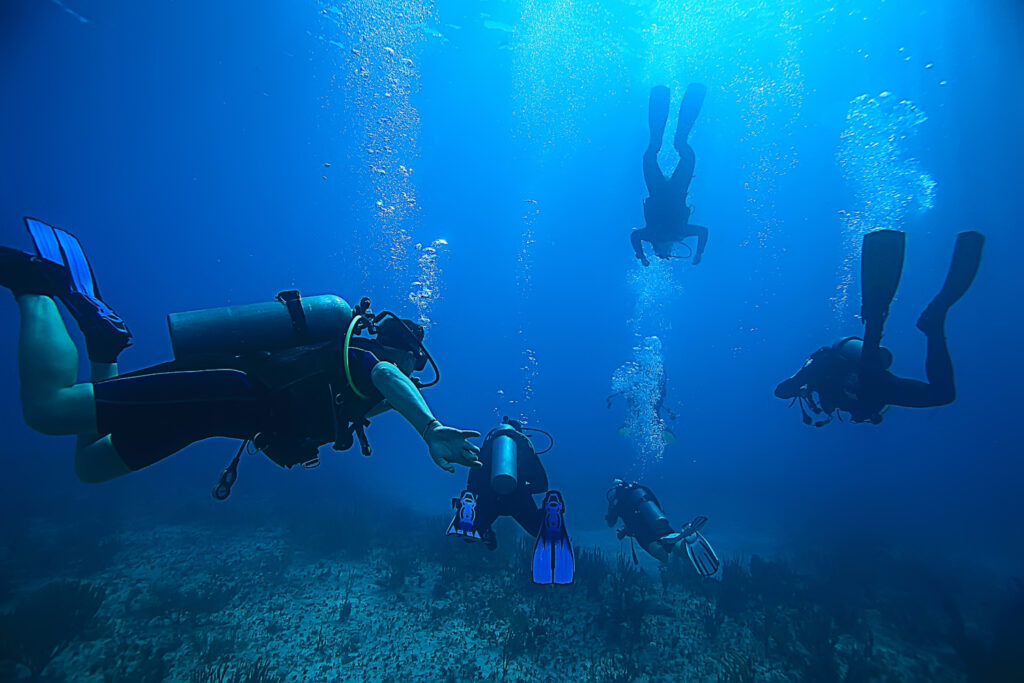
left=775, top=230, right=985, bottom=426
left=605, top=479, right=720, bottom=576
left=0, top=218, right=482, bottom=486
left=445, top=418, right=574, bottom=585
left=630, top=83, right=710, bottom=267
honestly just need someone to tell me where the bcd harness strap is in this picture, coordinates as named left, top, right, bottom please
left=276, top=290, right=309, bottom=342
left=212, top=321, right=380, bottom=500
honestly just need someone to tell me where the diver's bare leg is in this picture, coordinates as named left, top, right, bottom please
left=643, top=540, right=670, bottom=563
left=75, top=361, right=129, bottom=483
left=17, top=295, right=97, bottom=434
left=16, top=294, right=129, bottom=482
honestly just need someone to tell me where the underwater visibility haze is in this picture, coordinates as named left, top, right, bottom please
left=0, top=0, right=1022, bottom=680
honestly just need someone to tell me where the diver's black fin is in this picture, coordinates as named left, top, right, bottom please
left=860, top=230, right=905, bottom=367
left=918, top=231, right=985, bottom=333
left=648, top=86, right=670, bottom=147
left=675, top=82, right=707, bottom=147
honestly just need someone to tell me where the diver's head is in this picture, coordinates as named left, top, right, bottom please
left=652, top=242, right=673, bottom=259
left=376, top=317, right=427, bottom=375
left=835, top=337, right=893, bottom=370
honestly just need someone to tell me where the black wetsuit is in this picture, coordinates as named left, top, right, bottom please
left=93, top=343, right=386, bottom=470
left=606, top=483, right=673, bottom=549
left=775, top=333, right=956, bottom=424
left=466, top=431, right=548, bottom=547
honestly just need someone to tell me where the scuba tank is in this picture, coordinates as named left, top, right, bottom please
left=487, top=417, right=537, bottom=496
left=491, top=432, right=519, bottom=495
left=619, top=483, right=667, bottom=530
left=634, top=489, right=667, bottom=530
left=168, top=290, right=353, bottom=358
left=834, top=336, right=893, bottom=370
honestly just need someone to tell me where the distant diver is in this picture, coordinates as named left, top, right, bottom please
left=0, top=218, right=482, bottom=490
left=630, top=83, right=710, bottom=267
left=605, top=479, right=720, bottom=576
left=606, top=373, right=677, bottom=445
left=445, top=417, right=574, bottom=585
left=775, top=230, right=985, bottom=426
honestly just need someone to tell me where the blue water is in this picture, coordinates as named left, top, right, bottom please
left=1, top=0, right=1022, bottom=680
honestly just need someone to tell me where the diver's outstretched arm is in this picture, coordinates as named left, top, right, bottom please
left=688, top=224, right=708, bottom=265
left=370, top=363, right=482, bottom=472
left=775, top=360, right=815, bottom=399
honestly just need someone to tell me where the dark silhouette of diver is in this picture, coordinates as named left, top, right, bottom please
left=0, top=218, right=482, bottom=486
left=605, top=479, right=720, bottom=576
left=630, top=84, right=709, bottom=267
left=775, top=230, right=985, bottom=425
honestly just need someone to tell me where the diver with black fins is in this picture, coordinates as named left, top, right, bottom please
left=445, top=417, right=574, bottom=585
left=630, top=83, right=710, bottom=267
left=776, top=230, right=985, bottom=425
left=0, top=218, right=482, bottom=487
left=605, top=479, right=720, bottom=577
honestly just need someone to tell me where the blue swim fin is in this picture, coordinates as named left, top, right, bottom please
left=860, top=229, right=905, bottom=369
left=649, top=85, right=671, bottom=144
left=675, top=82, right=707, bottom=147
left=918, top=231, right=985, bottom=334
left=24, top=217, right=132, bottom=362
left=532, top=490, right=574, bottom=585
left=446, top=490, right=481, bottom=541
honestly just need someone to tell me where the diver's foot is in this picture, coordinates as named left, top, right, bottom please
left=916, top=305, right=947, bottom=338
left=660, top=532, right=684, bottom=547
left=0, top=247, right=70, bottom=297
left=677, top=515, right=709, bottom=538
left=63, top=291, right=133, bottom=363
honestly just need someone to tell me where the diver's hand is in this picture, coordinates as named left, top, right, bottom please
left=639, top=256, right=650, bottom=267
left=423, top=422, right=482, bottom=473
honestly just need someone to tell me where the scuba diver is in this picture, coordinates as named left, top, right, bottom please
left=775, top=230, right=985, bottom=426
left=606, top=373, right=677, bottom=445
left=630, top=83, right=709, bottom=267
left=605, top=479, right=720, bottom=577
left=0, top=218, right=482, bottom=490
left=445, top=418, right=574, bottom=585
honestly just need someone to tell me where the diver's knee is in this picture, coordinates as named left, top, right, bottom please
left=645, top=542, right=670, bottom=564
left=22, top=399, right=71, bottom=436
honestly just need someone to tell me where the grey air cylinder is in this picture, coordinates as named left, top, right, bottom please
left=636, top=494, right=667, bottom=530
left=490, top=434, right=519, bottom=496
left=168, top=293, right=353, bottom=358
